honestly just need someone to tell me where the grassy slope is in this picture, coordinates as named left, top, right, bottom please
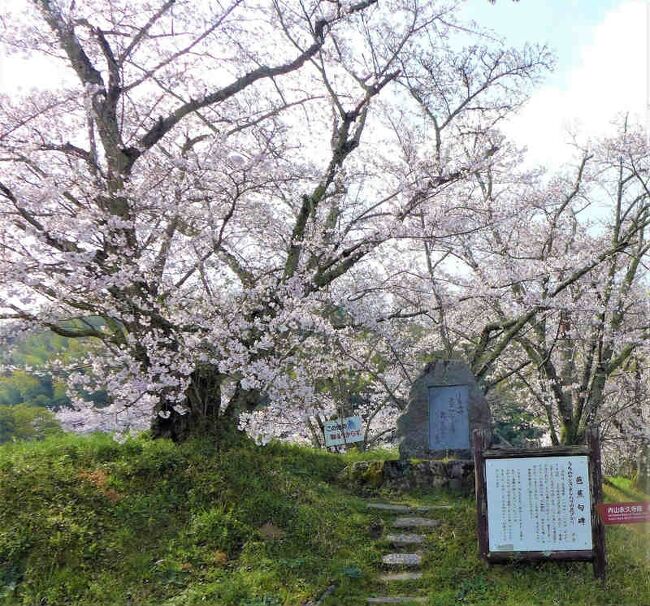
left=356, top=485, right=649, bottom=606
left=0, top=435, right=648, bottom=606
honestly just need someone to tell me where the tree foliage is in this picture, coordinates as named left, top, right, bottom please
left=0, top=322, right=107, bottom=409
left=0, top=0, right=552, bottom=440
left=0, top=404, right=63, bottom=444
left=0, top=0, right=646, bottom=452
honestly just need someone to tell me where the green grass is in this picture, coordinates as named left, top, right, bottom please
left=0, top=433, right=381, bottom=605
left=0, top=434, right=648, bottom=605
left=351, top=488, right=649, bottom=606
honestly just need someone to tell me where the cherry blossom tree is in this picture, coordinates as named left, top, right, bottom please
left=0, top=0, right=550, bottom=441
left=377, top=122, right=649, bottom=446
left=471, top=126, right=649, bottom=445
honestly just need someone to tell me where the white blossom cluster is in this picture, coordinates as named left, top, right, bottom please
left=0, top=1, right=646, bottom=454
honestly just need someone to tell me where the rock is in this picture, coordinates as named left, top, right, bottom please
left=341, top=459, right=474, bottom=493
left=367, top=598, right=427, bottom=604
left=448, top=459, right=468, bottom=479
left=368, top=518, right=385, bottom=539
left=393, top=517, right=440, bottom=529
left=448, top=478, right=463, bottom=492
left=339, top=460, right=385, bottom=489
left=384, top=533, right=425, bottom=546
left=397, top=359, right=491, bottom=459
left=379, top=572, right=423, bottom=582
left=367, top=503, right=417, bottom=513
left=366, top=503, right=438, bottom=513
left=381, top=553, right=422, bottom=567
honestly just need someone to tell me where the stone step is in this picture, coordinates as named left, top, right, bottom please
left=381, top=553, right=422, bottom=568
left=367, top=597, right=427, bottom=604
left=379, top=572, right=423, bottom=582
left=367, top=502, right=445, bottom=514
left=393, top=517, right=440, bottom=529
left=385, top=533, right=425, bottom=547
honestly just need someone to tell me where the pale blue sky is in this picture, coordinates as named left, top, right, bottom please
left=456, top=1, right=645, bottom=165
left=461, top=0, right=624, bottom=87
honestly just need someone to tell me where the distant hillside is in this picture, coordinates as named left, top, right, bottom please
left=0, top=322, right=107, bottom=410
left=1, top=322, right=100, bottom=368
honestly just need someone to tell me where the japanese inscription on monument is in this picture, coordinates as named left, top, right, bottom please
left=398, top=360, right=490, bottom=459
left=485, top=456, right=593, bottom=552
left=428, top=385, right=469, bottom=451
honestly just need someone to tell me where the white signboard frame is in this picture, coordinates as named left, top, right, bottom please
left=323, top=416, right=364, bottom=447
left=472, top=429, right=607, bottom=580
left=485, top=456, right=593, bottom=552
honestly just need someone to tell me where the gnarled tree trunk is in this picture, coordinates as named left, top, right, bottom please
left=150, top=365, right=263, bottom=442
left=151, top=365, right=223, bottom=442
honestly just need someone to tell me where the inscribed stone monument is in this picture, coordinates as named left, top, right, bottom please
left=397, top=360, right=491, bottom=459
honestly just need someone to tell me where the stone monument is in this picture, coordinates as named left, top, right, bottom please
left=397, top=359, right=491, bottom=459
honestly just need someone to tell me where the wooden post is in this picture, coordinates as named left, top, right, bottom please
left=587, top=426, right=607, bottom=581
left=472, top=428, right=490, bottom=561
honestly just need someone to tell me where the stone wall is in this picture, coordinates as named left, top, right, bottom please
left=340, top=459, right=475, bottom=494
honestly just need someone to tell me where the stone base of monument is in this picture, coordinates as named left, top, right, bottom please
left=340, top=458, right=474, bottom=493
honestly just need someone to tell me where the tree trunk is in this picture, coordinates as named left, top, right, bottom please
left=634, top=442, right=650, bottom=494
left=560, top=416, right=583, bottom=446
left=151, top=365, right=225, bottom=442
left=150, top=367, right=265, bottom=443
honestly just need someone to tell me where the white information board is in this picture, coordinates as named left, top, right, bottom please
left=323, top=416, right=363, bottom=447
left=485, top=456, right=592, bottom=552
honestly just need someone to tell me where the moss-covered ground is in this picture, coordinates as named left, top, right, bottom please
left=0, top=434, right=647, bottom=605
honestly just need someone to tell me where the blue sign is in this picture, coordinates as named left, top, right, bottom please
left=324, top=416, right=364, bottom=447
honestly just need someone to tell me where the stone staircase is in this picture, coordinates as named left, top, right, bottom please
left=364, top=501, right=451, bottom=605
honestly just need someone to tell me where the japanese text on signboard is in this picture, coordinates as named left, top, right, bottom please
left=597, top=502, right=650, bottom=524
left=323, top=416, right=363, bottom=447
left=485, top=456, right=592, bottom=552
